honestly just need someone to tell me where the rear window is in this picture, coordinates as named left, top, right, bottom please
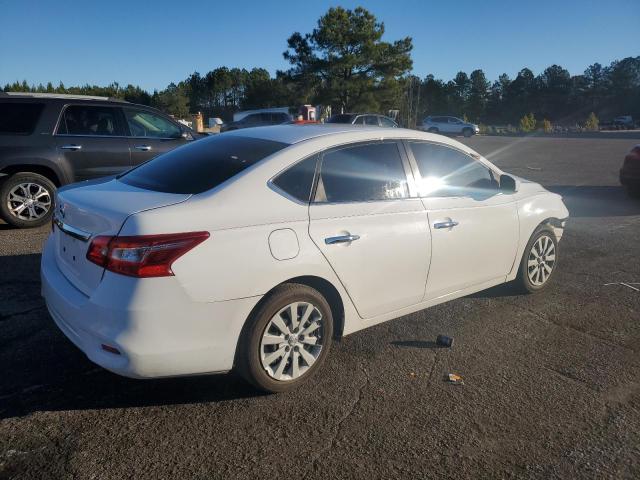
left=119, top=135, right=289, bottom=194
left=0, top=102, right=45, bottom=135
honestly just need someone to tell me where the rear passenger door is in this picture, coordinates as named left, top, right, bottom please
left=55, top=104, right=131, bottom=181
left=124, top=108, right=190, bottom=166
left=308, top=141, right=431, bottom=319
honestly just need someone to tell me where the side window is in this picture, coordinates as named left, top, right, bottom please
left=124, top=109, right=181, bottom=138
left=57, top=105, right=124, bottom=136
left=0, top=102, right=45, bottom=135
left=315, top=142, right=408, bottom=203
left=380, top=117, right=396, bottom=127
left=353, top=116, right=365, bottom=125
left=271, top=155, right=318, bottom=203
left=409, top=142, right=497, bottom=196
left=365, top=116, right=379, bottom=126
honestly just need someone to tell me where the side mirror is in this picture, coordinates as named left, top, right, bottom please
left=500, top=174, right=518, bottom=193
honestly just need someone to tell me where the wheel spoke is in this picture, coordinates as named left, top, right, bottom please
left=273, top=350, right=290, bottom=379
left=263, top=345, right=286, bottom=366
left=298, top=346, right=316, bottom=367
left=300, top=335, right=318, bottom=345
left=543, top=263, right=552, bottom=275
left=271, top=315, right=290, bottom=335
left=546, top=253, right=555, bottom=262
left=262, top=334, right=284, bottom=345
left=291, top=350, right=300, bottom=379
left=289, top=303, right=299, bottom=331
left=297, top=304, right=314, bottom=332
left=300, top=320, right=321, bottom=336
left=528, top=258, right=538, bottom=267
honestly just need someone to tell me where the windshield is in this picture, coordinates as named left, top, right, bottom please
left=119, top=135, right=289, bottom=194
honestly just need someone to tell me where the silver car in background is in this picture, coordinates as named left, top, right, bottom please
left=422, top=116, right=479, bottom=137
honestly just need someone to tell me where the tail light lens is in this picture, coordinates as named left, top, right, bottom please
left=87, top=231, right=209, bottom=278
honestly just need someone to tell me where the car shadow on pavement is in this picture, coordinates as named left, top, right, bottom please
left=546, top=185, right=640, bottom=217
left=390, top=340, right=442, bottom=349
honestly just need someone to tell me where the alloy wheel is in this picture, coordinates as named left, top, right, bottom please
left=527, top=235, right=556, bottom=286
left=7, top=182, right=52, bottom=221
left=260, top=302, right=324, bottom=381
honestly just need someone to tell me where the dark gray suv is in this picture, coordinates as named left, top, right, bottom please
left=0, top=93, right=201, bottom=228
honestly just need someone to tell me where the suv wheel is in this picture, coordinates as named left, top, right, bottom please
left=463, top=127, right=473, bottom=137
left=236, top=283, right=333, bottom=393
left=0, top=172, right=56, bottom=228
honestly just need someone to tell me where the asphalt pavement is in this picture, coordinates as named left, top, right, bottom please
left=1, top=135, right=639, bottom=479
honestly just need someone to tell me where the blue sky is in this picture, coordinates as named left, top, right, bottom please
left=1, top=0, right=638, bottom=91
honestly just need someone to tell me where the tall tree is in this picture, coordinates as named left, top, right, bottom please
left=467, top=69, right=490, bottom=121
left=283, top=6, right=413, bottom=113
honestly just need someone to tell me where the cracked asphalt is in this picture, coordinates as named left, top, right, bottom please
left=1, top=135, right=639, bottom=479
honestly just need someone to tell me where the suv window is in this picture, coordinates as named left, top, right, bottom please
left=315, top=142, right=408, bottom=203
left=0, top=102, right=45, bottom=135
left=119, top=135, right=289, bottom=194
left=124, top=108, right=181, bottom=138
left=271, top=155, right=318, bottom=203
left=57, top=105, right=124, bottom=136
left=364, top=116, right=379, bottom=126
left=380, top=116, right=396, bottom=127
left=409, top=141, right=497, bottom=196
left=326, top=114, right=354, bottom=124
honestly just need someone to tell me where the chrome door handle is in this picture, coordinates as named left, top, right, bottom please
left=60, top=144, right=82, bottom=151
left=434, top=220, right=459, bottom=229
left=325, top=234, right=360, bottom=245
left=134, top=145, right=152, bottom=151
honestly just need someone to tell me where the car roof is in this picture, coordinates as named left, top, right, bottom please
left=0, top=92, right=129, bottom=103
left=221, top=124, right=449, bottom=146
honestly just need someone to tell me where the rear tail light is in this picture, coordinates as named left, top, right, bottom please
left=87, top=231, right=209, bottom=278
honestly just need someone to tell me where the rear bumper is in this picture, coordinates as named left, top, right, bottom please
left=41, top=236, right=261, bottom=378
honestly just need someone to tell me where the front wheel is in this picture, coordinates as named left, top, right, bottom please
left=0, top=172, right=56, bottom=228
left=463, top=127, right=473, bottom=137
left=236, top=284, right=333, bottom=393
left=514, top=226, right=558, bottom=293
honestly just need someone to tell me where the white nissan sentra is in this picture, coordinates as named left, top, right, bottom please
left=42, top=125, right=569, bottom=392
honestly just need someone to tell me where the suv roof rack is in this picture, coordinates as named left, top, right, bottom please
left=0, top=92, right=129, bottom=102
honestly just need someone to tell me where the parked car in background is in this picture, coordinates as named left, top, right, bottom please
left=0, top=93, right=202, bottom=228
left=421, top=116, right=479, bottom=137
left=221, top=111, right=293, bottom=132
left=326, top=113, right=398, bottom=127
left=42, top=125, right=568, bottom=393
left=620, top=144, right=640, bottom=197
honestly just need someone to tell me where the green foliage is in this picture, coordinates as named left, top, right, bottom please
left=283, top=6, right=413, bottom=113
left=585, top=112, right=599, bottom=131
left=519, top=112, right=536, bottom=132
left=542, top=119, right=552, bottom=133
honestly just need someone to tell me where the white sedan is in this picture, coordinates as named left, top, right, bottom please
left=42, top=125, right=569, bottom=392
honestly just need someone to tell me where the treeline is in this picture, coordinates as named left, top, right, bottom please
left=407, top=56, right=640, bottom=126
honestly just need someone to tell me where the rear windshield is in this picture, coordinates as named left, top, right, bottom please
left=326, top=114, right=355, bottom=124
left=0, top=102, right=45, bottom=135
left=119, top=135, right=289, bottom=194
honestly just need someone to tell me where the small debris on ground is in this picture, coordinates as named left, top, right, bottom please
left=446, top=373, right=464, bottom=385
left=604, top=282, right=640, bottom=292
left=436, top=334, right=454, bottom=348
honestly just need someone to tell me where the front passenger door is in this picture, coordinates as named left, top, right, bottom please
left=308, top=141, right=431, bottom=319
left=124, top=108, right=190, bottom=166
left=406, top=141, right=519, bottom=299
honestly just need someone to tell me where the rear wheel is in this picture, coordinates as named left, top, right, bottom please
left=0, top=172, right=56, bottom=228
left=236, top=284, right=333, bottom=393
left=514, top=226, right=558, bottom=293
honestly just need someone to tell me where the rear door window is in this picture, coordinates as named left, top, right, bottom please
left=314, top=142, right=409, bottom=203
left=57, top=105, right=124, bottom=136
left=364, top=116, right=380, bottom=126
left=271, top=155, right=318, bottom=203
left=0, top=102, right=45, bottom=135
left=119, top=135, right=289, bottom=194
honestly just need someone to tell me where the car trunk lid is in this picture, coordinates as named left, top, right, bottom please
left=53, top=178, right=190, bottom=296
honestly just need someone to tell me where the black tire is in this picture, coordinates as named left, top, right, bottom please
left=463, top=127, right=473, bottom=137
left=0, top=172, right=56, bottom=228
left=427, top=127, right=439, bottom=134
left=625, top=185, right=640, bottom=198
left=514, top=225, right=559, bottom=293
left=236, top=283, right=334, bottom=393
